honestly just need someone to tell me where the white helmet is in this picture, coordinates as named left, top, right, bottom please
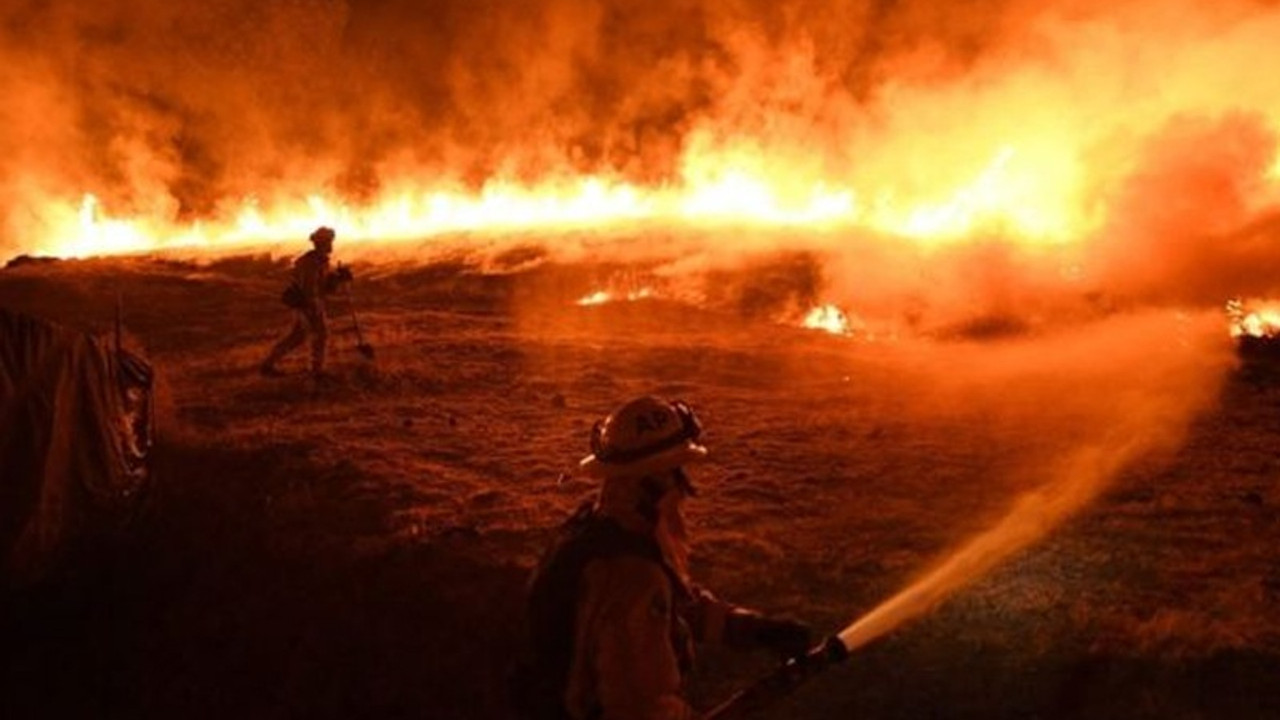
left=579, top=396, right=708, bottom=479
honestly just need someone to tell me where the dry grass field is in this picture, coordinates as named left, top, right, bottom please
left=1, top=243, right=1278, bottom=719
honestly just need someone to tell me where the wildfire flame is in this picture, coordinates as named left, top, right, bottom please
left=1227, top=298, right=1280, bottom=339
left=801, top=304, right=855, bottom=336
left=4, top=1, right=1280, bottom=267
left=576, top=288, right=654, bottom=306
left=26, top=142, right=1074, bottom=261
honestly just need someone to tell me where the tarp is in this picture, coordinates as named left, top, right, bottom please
left=0, top=308, right=154, bottom=586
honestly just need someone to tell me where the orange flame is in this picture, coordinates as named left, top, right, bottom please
left=22, top=139, right=1095, bottom=260
left=801, top=304, right=857, bottom=336
left=11, top=3, right=1280, bottom=262
left=576, top=287, right=654, bottom=306
left=1227, top=298, right=1280, bottom=339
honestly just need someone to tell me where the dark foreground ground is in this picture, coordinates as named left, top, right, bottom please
left=1, top=247, right=1279, bottom=719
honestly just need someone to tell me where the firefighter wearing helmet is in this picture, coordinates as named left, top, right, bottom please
left=514, top=396, right=814, bottom=720
left=260, top=226, right=353, bottom=380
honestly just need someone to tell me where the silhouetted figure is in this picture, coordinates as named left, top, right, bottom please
left=514, top=396, right=813, bottom=720
left=260, top=226, right=352, bottom=379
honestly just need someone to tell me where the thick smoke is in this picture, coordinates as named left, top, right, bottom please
left=0, top=0, right=1017, bottom=208
left=1085, top=112, right=1280, bottom=305
left=2, top=0, right=1279, bottom=315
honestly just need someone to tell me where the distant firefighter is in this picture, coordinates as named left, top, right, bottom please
left=514, top=396, right=814, bottom=720
left=260, top=226, right=352, bottom=379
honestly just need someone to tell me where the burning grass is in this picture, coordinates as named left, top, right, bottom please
left=1228, top=298, right=1280, bottom=368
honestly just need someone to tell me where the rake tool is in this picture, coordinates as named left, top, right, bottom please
left=344, top=281, right=375, bottom=360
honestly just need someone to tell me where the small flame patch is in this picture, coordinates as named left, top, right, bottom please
left=1227, top=298, right=1280, bottom=339
left=576, top=288, right=654, bottom=307
left=801, top=304, right=853, bottom=336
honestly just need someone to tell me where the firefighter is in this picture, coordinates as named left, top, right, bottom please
left=260, top=226, right=352, bottom=379
left=516, top=396, right=814, bottom=720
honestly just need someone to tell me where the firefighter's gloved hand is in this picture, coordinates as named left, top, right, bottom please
left=746, top=616, right=813, bottom=660
left=333, top=266, right=354, bottom=284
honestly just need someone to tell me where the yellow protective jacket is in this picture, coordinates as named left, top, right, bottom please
left=565, top=556, right=743, bottom=720
left=562, top=480, right=755, bottom=720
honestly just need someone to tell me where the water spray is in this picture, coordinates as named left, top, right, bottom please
left=705, top=441, right=1143, bottom=719
left=704, top=312, right=1229, bottom=718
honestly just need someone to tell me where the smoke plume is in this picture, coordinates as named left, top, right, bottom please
left=2, top=0, right=1279, bottom=316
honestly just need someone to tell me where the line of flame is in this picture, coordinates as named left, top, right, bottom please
left=18, top=144, right=1101, bottom=260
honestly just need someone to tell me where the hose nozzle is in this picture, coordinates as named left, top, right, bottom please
left=704, top=636, right=850, bottom=719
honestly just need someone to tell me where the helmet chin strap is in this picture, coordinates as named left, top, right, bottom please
left=636, top=469, right=693, bottom=523
left=637, top=474, right=668, bottom=524
left=672, top=467, right=697, bottom=496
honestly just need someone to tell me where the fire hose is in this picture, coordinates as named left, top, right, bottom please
left=704, top=434, right=1157, bottom=717
left=703, top=636, right=851, bottom=719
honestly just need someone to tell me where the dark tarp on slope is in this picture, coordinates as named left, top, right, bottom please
left=0, top=308, right=154, bottom=586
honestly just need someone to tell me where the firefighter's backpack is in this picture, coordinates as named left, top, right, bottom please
left=509, top=502, right=666, bottom=719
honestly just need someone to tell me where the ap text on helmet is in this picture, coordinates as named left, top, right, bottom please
left=578, top=396, right=708, bottom=479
